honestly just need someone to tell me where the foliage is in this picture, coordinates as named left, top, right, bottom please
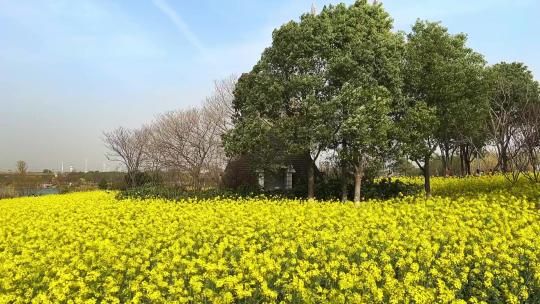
left=123, top=171, right=156, bottom=189
left=1, top=180, right=540, bottom=303
left=362, top=178, right=421, bottom=200
left=398, top=101, right=439, bottom=162
left=388, top=158, right=422, bottom=176
left=119, top=162, right=418, bottom=201
left=311, top=177, right=421, bottom=201
left=116, top=186, right=257, bottom=201
left=336, top=84, right=395, bottom=201
left=225, top=1, right=404, bottom=199
left=98, top=178, right=108, bottom=190
left=401, top=20, right=487, bottom=194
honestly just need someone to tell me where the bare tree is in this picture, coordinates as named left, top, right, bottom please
left=143, top=125, right=165, bottom=173
left=146, top=76, right=236, bottom=189
left=149, top=107, right=224, bottom=189
left=203, top=75, right=237, bottom=135
left=487, top=62, right=539, bottom=173
left=103, top=76, right=236, bottom=190
left=516, top=102, right=540, bottom=182
left=488, top=81, right=520, bottom=173
left=103, top=127, right=150, bottom=187
left=16, top=160, right=28, bottom=175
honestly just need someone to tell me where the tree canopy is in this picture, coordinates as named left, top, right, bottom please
left=401, top=20, right=487, bottom=195
left=224, top=0, right=404, bottom=200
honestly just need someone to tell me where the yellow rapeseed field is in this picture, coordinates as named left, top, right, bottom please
left=1, top=176, right=539, bottom=303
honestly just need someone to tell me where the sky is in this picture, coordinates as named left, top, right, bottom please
left=1, top=0, right=539, bottom=172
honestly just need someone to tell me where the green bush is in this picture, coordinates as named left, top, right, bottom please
left=293, top=177, right=421, bottom=201
left=362, top=178, right=421, bottom=200
left=116, top=186, right=260, bottom=201
left=97, top=178, right=108, bottom=190
left=118, top=177, right=420, bottom=202
left=124, top=171, right=161, bottom=188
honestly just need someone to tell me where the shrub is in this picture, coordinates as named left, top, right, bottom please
left=291, top=177, right=421, bottom=201
left=97, top=178, right=108, bottom=190
left=116, top=186, right=258, bottom=201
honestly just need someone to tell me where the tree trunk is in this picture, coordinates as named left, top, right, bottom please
left=464, top=146, right=473, bottom=176
left=341, top=160, right=348, bottom=202
left=192, top=167, right=202, bottom=190
left=423, top=155, right=431, bottom=197
left=459, top=145, right=466, bottom=176
left=353, top=166, right=363, bottom=202
left=500, top=147, right=509, bottom=173
left=192, top=175, right=199, bottom=190
left=307, top=162, right=315, bottom=200
left=129, top=171, right=137, bottom=188
left=441, top=144, right=452, bottom=176
left=467, top=146, right=472, bottom=176
left=465, top=158, right=472, bottom=176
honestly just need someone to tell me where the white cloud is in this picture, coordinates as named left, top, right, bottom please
left=151, top=0, right=209, bottom=59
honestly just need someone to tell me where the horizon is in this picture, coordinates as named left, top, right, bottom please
left=1, top=0, right=539, bottom=172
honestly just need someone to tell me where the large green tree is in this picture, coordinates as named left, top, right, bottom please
left=445, top=51, right=489, bottom=177
left=224, top=10, right=335, bottom=198
left=402, top=20, right=486, bottom=196
left=337, top=85, right=394, bottom=201
left=320, top=2, right=403, bottom=202
left=398, top=101, right=439, bottom=194
left=224, top=0, right=403, bottom=200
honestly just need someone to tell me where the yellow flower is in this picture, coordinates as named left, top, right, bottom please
left=0, top=175, right=538, bottom=303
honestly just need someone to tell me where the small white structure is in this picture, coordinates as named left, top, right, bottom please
left=285, top=165, right=296, bottom=190
left=256, top=169, right=265, bottom=189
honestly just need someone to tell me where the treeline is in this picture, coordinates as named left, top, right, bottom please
left=222, top=1, right=540, bottom=200
left=104, top=0, right=539, bottom=201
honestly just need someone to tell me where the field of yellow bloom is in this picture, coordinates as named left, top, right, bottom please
left=1, top=176, right=539, bottom=303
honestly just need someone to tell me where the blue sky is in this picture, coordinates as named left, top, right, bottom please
left=1, top=0, right=539, bottom=171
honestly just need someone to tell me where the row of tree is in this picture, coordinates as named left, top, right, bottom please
left=103, top=77, right=236, bottom=189
left=222, top=0, right=540, bottom=200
